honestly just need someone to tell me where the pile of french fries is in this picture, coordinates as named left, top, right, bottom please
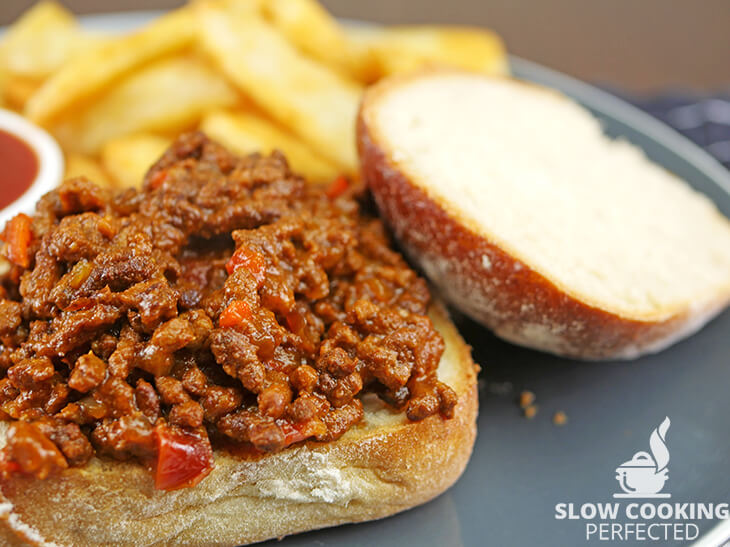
left=0, top=0, right=507, bottom=188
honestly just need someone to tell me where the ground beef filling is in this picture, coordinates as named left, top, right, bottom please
left=0, top=133, right=456, bottom=490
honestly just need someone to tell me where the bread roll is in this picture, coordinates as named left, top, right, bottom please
left=0, top=304, right=478, bottom=546
left=358, top=70, right=730, bottom=359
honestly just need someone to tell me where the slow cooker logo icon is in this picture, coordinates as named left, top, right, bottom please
left=614, top=417, right=671, bottom=499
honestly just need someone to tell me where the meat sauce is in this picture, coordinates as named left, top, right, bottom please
left=0, top=133, right=456, bottom=490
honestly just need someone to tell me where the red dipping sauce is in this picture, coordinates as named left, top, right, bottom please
left=0, top=129, right=39, bottom=210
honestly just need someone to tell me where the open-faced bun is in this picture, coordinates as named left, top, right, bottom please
left=358, top=70, right=730, bottom=360
left=0, top=304, right=478, bottom=546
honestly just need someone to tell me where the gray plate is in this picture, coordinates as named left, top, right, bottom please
left=269, top=59, right=730, bottom=547
left=10, top=12, right=730, bottom=547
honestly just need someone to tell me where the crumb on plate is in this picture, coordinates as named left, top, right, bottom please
left=519, top=390, right=535, bottom=408
left=523, top=404, right=538, bottom=419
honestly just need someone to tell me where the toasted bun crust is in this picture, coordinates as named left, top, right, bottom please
left=357, top=70, right=730, bottom=360
left=0, top=304, right=478, bottom=546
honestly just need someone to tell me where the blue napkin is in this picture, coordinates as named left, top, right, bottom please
left=626, top=93, right=730, bottom=170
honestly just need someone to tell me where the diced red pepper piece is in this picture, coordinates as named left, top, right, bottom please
left=326, top=175, right=349, bottom=199
left=219, top=300, right=252, bottom=328
left=278, top=421, right=308, bottom=446
left=0, top=459, right=21, bottom=475
left=1, top=213, right=33, bottom=268
left=154, top=423, right=213, bottom=491
left=226, top=245, right=266, bottom=287
left=285, top=310, right=304, bottom=334
left=148, top=169, right=167, bottom=189
left=63, top=297, right=95, bottom=312
left=278, top=419, right=326, bottom=447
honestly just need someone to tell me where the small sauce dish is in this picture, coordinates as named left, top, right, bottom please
left=0, top=108, right=64, bottom=227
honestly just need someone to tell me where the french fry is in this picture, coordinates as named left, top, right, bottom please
left=200, top=0, right=263, bottom=16
left=201, top=110, right=340, bottom=182
left=25, top=7, right=197, bottom=125
left=51, top=56, right=237, bottom=155
left=64, top=153, right=115, bottom=188
left=0, top=1, right=97, bottom=80
left=3, top=75, right=42, bottom=110
left=197, top=5, right=361, bottom=173
left=345, top=25, right=509, bottom=79
left=341, top=26, right=387, bottom=83
left=4, top=0, right=509, bottom=199
left=101, top=134, right=171, bottom=189
left=0, top=69, right=5, bottom=107
left=261, top=0, right=367, bottom=80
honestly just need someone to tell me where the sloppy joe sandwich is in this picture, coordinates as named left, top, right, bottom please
left=0, top=133, right=478, bottom=546
left=358, top=70, right=730, bottom=360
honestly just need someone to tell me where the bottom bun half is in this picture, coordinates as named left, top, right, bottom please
left=0, top=303, right=478, bottom=546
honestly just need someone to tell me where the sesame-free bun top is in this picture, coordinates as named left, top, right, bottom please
left=358, top=70, right=730, bottom=359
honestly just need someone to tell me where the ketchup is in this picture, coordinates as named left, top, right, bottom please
left=0, top=129, right=38, bottom=209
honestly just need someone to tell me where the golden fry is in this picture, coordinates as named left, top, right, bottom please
left=101, top=134, right=171, bottom=189
left=345, top=25, right=509, bottom=79
left=64, top=153, right=115, bottom=188
left=201, top=110, right=340, bottom=182
left=198, top=5, right=361, bottom=173
left=262, top=0, right=366, bottom=80
left=3, top=75, right=41, bottom=110
left=52, top=56, right=237, bottom=155
left=0, top=1, right=98, bottom=80
left=3, top=0, right=509, bottom=196
left=25, top=7, right=197, bottom=125
left=198, top=0, right=263, bottom=15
